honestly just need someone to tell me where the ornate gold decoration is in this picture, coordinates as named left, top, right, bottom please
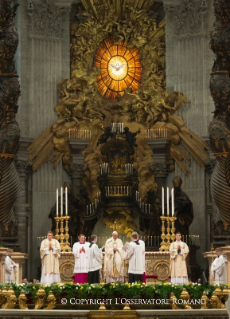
left=44, top=291, right=56, bottom=310
left=159, top=216, right=167, bottom=251
left=210, top=291, right=219, bottom=309
left=60, top=260, right=75, bottom=282
left=95, top=38, right=141, bottom=100
left=1, top=287, right=17, bottom=309
left=63, top=215, right=71, bottom=252
left=170, top=216, right=177, bottom=242
left=0, top=288, right=7, bottom=306
left=103, top=208, right=137, bottom=237
left=153, top=261, right=169, bottom=281
left=18, top=291, right=28, bottom=310
left=27, top=1, right=210, bottom=209
left=180, top=288, right=192, bottom=309
left=98, top=303, right=106, bottom=310
left=169, top=292, right=179, bottom=310
left=222, top=286, right=230, bottom=302
left=54, top=216, right=60, bottom=241
left=200, top=292, right=209, bottom=309
left=34, top=287, right=46, bottom=310
left=123, top=303, right=131, bottom=310
left=213, top=287, right=225, bottom=309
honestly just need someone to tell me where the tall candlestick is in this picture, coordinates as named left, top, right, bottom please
left=65, top=187, right=68, bottom=215
left=167, top=187, right=169, bottom=216
left=56, top=188, right=58, bottom=216
left=61, top=187, right=63, bottom=216
left=162, top=187, right=164, bottom=215
left=172, top=188, right=174, bottom=216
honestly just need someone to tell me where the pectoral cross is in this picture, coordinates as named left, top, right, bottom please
left=110, top=221, right=121, bottom=232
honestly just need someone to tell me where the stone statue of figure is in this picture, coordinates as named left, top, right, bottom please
left=141, top=189, right=162, bottom=236
left=170, top=176, right=194, bottom=236
left=49, top=184, right=97, bottom=239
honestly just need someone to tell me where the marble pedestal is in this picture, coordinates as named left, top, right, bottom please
left=0, top=247, right=28, bottom=284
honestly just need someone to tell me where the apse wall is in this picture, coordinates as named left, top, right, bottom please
left=12, top=0, right=216, bottom=278
left=164, top=0, right=215, bottom=270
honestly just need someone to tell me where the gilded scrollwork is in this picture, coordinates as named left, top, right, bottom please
left=28, top=1, right=210, bottom=205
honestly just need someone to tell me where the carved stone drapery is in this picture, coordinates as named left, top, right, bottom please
left=27, top=0, right=69, bottom=39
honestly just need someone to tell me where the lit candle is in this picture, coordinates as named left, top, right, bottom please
left=61, top=187, right=63, bottom=216
left=167, top=187, right=169, bottom=216
left=56, top=188, right=58, bottom=216
left=172, top=188, right=174, bottom=216
left=65, top=187, right=68, bottom=215
left=162, top=187, right=164, bottom=215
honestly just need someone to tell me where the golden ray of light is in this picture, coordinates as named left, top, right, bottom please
left=95, top=38, right=142, bottom=100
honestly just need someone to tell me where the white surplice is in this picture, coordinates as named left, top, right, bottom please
left=72, top=242, right=90, bottom=273
left=138, top=239, right=145, bottom=272
left=5, top=256, right=17, bottom=284
left=88, top=243, right=102, bottom=272
left=125, top=241, right=145, bottom=274
left=211, top=254, right=226, bottom=284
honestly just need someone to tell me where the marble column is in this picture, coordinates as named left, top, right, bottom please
left=14, top=158, right=32, bottom=278
left=14, top=0, right=72, bottom=278
left=163, top=0, right=215, bottom=270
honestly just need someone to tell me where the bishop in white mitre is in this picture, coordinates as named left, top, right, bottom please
left=72, top=234, right=90, bottom=283
left=40, top=231, right=61, bottom=284
left=211, top=248, right=226, bottom=284
left=125, top=233, right=145, bottom=283
left=5, top=253, right=17, bottom=283
left=169, top=232, right=189, bottom=284
left=104, top=231, right=124, bottom=283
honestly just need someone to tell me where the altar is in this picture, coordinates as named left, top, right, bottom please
left=60, top=251, right=170, bottom=284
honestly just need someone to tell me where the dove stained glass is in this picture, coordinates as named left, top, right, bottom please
left=95, top=38, right=142, bottom=101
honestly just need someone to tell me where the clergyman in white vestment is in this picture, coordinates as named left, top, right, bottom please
left=169, top=232, right=189, bottom=284
left=40, top=231, right=61, bottom=284
left=104, top=231, right=124, bottom=283
left=211, top=248, right=226, bottom=284
left=72, top=234, right=90, bottom=283
left=125, top=233, right=145, bottom=283
left=5, top=253, right=17, bottom=284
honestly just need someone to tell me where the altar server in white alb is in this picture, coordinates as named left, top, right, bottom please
left=125, top=233, right=145, bottom=283
left=132, top=231, right=145, bottom=282
left=5, top=252, right=17, bottom=283
left=211, top=248, right=226, bottom=284
left=73, top=234, right=90, bottom=284
left=40, top=231, right=61, bottom=284
left=104, top=231, right=124, bottom=283
left=88, top=234, right=104, bottom=284
left=169, top=232, right=189, bottom=284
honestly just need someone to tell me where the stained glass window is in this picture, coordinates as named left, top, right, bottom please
left=95, top=38, right=142, bottom=101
